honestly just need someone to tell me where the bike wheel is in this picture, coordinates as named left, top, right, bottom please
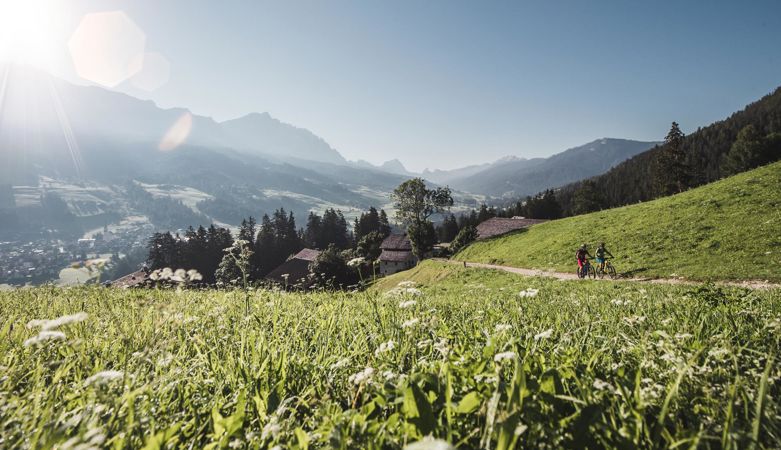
left=607, top=264, right=617, bottom=279
left=587, top=265, right=596, bottom=279
left=596, top=265, right=605, bottom=279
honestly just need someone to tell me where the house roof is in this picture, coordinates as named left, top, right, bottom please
left=111, top=270, right=149, bottom=288
left=379, top=249, right=415, bottom=263
left=293, top=248, right=321, bottom=261
left=476, top=217, right=547, bottom=240
left=265, top=248, right=321, bottom=286
left=380, top=234, right=412, bottom=250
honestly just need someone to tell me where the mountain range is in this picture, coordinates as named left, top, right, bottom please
left=0, top=64, right=656, bottom=233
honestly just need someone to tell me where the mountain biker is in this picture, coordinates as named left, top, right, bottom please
left=595, top=242, right=614, bottom=272
left=575, top=244, right=592, bottom=277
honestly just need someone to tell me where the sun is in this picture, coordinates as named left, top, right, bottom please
left=0, top=0, right=65, bottom=68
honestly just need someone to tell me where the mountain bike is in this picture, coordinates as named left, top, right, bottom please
left=595, top=257, right=617, bottom=279
left=577, top=259, right=595, bottom=279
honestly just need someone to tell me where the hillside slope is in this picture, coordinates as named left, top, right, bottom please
left=455, top=160, right=781, bottom=282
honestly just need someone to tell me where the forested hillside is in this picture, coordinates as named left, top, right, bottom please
left=555, top=86, right=781, bottom=215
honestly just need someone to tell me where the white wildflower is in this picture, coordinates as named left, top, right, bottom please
left=24, top=330, right=66, bottom=347
left=330, top=357, right=351, bottom=370
left=348, top=367, right=374, bottom=385
left=518, top=288, right=539, bottom=298
left=85, top=370, right=124, bottom=386
left=187, top=269, right=203, bottom=281
left=593, top=378, right=615, bottom=393
left=399, top=300, right=417, bottom=309
left=261, top=422, right=281, bottom=440
left=674, top=333, right=693, bottom=341
left=382, top=370, right=396, bottom=380
left=347, top=257, right=366, bottom=267
left=375, top=340, right=396, bottom=356
left=416, top=339, right=432, bottom=349
left=623, top=315, right=647, bottom=326
left=494, top=324, right=512, bottom=333
left=397, top=281, right=416, bottom=288
left=404, top=288, right=423, bottom=296
left=434, top=339, right=450, bottom=357
left=494, top=351, right=517, bottom=362
left=26, top=312, right=88, bottom=331
left=534, top=328, right=553, bottom=340
left=404, top=437, right=455, bottom=450
left=402, top=318, right=420, bottom=329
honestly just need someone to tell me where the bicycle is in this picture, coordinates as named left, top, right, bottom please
left=595, top=257, right=617, bottom=279
left=577, top=259, right=596, bottom=279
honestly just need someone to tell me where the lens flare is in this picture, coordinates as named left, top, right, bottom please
left=159, top=112, right=192, bottom=151
left=129, top=52, right=171, bottom=92
left=68, top=11, right=146, bottom=87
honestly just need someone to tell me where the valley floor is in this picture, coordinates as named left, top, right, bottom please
left=2, top=263, right=780, bottom=448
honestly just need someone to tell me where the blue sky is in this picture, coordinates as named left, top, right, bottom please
left=12, top=0, right=781, bottom=170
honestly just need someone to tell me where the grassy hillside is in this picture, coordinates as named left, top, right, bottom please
left=456, top=161, right=781, bottom=282
left=2, top=270, right=780, bottom=448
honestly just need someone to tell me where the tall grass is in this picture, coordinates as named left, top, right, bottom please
left=1, top=267, right=779, bottom=448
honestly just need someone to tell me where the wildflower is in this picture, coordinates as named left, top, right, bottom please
left=434, top=339, right=450, bottom=357
left=399, top=300, right=417, bottom=309
left=402, top=318, right=420, bottom=329
left=172, top=269, right=187, bottom=282
left=416, top=339, right=432, bottom=349
left=348, top=367, right=374, bottom=385
left=24, top=330, right=66, bottom=347
left=375, top=340, right=396, bottom=355
left=330, top=357, right=350, bottom=370
left=623, top=315, right=647, bottom=326
left=518, top=288, right=539, bottom=298
left=534, top=328, right=553, bottom=340
left=27, top=312, right=88, bottom=331
left=674, top=333, right=693, bottom=341
left=404, top=288, right=423, bottom=296
left=382, top=370, right=396, bottom=380
left=261, top=422, right=281, bottom=440
left=404, top=437, right=455, bottom=450
left=397, top=281, right=416, bottom=288
left=187, top=269, right=203, bottom=281
left=494, top=351, right=517, bottom=362
left=347, top=257, right=366, bottom=267
left=85, top=370, right=124, bottom=386
left=495, top=324, right=512, bottom=333
left=593, top=378, right=615, bottom=393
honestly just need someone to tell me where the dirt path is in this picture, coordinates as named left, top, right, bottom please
left=435, top=259, right=780, bottom=290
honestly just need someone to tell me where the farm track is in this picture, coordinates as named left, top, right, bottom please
left=435, top=259, right=780, bottom=290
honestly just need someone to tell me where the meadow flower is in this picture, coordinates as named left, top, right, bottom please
left=623, top=315, right=647, bottom=326
left=348, top=367, right=374, bottom=385
left=382, top=370, right=396, bottom=380
left=494, top=351, right=517, bottom=362
left=674, top=333, right=693, bottom=340
left=187, top=269, right=203, bottom=281
left=375, top=340, right=396, bottom=355
left=495, top=324, right=512, bottom=333
left=434, top=339, right=450, bottom=357
left=172, top=269, right=187, bottom=282
left=330, top=357, right=350, bottom=370
left=24, top=330, right=66, bottom=347
left=593, top=378, right=615, bottom=393
left=261, top=422, right=281, bottom=440
left=347, top=257, right=366, bottom=267
left=534, top=328, right=553, bottom=340
left=85, top=370, right=124, bottom=385
left=399, top=300, right=417, bottom=308
left=416, top=339, right=432, bottom=349
left=404, top=437, right=455, bottom=450
left=518, top=288, right=539, bottom=298
left=402, top=318, right=420, bottom=329
left=27, top=312, right=88, bottom=331
left=404, top=287, right=423, bottom=296
left=397, top=281, right=416, bottom=288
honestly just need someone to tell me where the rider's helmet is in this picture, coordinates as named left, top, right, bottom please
left=581, top=243, right=587, bottom=249
left=599, top=242, right=605, bottom=247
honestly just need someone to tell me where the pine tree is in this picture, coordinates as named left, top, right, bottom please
left=654, top=122, right=692, bottom=195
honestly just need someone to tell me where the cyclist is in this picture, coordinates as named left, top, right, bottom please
left=595, top=242, right=614, bottom=272
left=575, top=244, right=592, bottom=277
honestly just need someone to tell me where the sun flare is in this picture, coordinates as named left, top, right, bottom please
left=0, top=0, right=66, bottom=68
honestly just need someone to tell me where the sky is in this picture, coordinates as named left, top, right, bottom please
left=2, top=0, right=781, bottom=171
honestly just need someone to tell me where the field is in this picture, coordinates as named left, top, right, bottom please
left=456, top=161, right=781, bottom=282
left=2, top=262, right=780, bottom=449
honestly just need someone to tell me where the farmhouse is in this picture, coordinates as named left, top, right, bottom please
left=379, top=234, right=417, bottom=276
left=266, top=248, right=321, bottom=288
left=476, top=217, right=547, bottom=240
left=111, top=269, right=150, bottom=288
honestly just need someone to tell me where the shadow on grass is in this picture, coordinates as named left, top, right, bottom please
left=620, top=267, right=649, bottom=278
